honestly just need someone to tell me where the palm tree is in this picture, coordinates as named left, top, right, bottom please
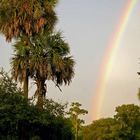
left=11, top=36, right=31, bottom=99
left=9, top=0, right=58, bottom=99
left=0, top=0, right=58, bottom=41
left=11, top=32, right=75, bottom=108
left=29, top=32, right=75, bottom=109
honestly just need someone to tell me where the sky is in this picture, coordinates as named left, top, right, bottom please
left=0, top=0, right=140, bottom=124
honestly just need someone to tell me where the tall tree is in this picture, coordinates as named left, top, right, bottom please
left=8, top=0, right=58, bottom=99
left=11, top=32, right=75, bottom=107
left=30, top=32, right=75, bottom=109
left=68, top=102, right=88, bottom=140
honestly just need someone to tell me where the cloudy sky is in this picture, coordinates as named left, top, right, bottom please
left=0, top=0, right=140, bottom=124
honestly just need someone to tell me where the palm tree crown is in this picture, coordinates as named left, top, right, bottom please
left=0, top=0, right=58, bottom=41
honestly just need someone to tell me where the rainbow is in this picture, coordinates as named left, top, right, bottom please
left=93, top=0, right=137, bottom=120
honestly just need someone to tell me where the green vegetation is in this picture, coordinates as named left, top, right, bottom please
left=82, top=104, right=140, bottom=140
left=68, top=102, right=88, bottom=140
left=0, top=70, right=74, bottom=140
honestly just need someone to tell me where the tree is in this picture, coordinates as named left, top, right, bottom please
left=30, top=32, right=75, bottom=109
left=82, top=118, right=120, bottom=140
left=11, top=32, right=75, bottom=108
left=68, top=102, right=88, bottom=140
left=44, top=98, right=68, bottom=117
left=4, top=0, right=59, bottom=99
left=114, top=104, right=140, bottom=140
left=0, top=0, right=58, bottom=41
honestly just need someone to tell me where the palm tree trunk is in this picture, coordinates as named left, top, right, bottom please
left=36, top=79, right=46, bottom=109
left=23, top=72, right=28, bottom=99
left=37, top=92, right=44, bottom=110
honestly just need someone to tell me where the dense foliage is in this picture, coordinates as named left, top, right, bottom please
left=0, top=70, right=74, bottom=140
left=82, top=104, right=140, bottom=140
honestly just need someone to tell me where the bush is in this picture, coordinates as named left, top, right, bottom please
left=0, top=69, right=74, bottom=140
